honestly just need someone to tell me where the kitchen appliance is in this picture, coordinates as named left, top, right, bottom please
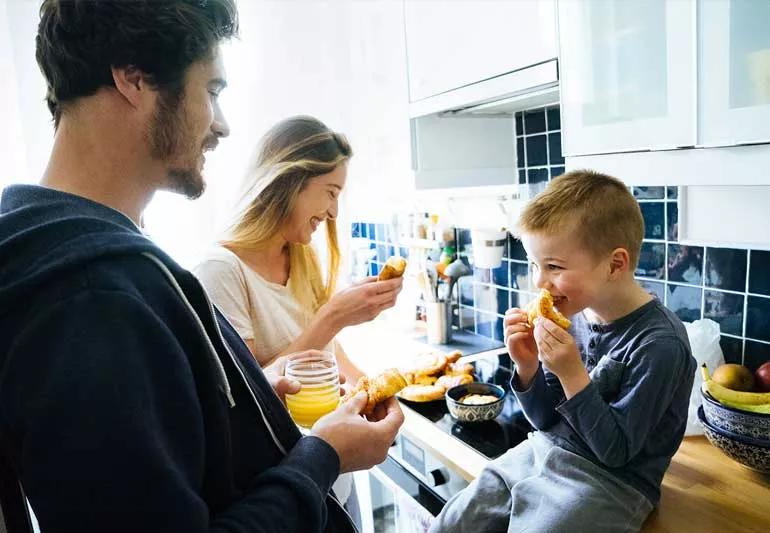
left=357, top=352, right=532, bottom=531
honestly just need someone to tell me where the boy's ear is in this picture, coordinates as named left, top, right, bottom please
left=111, top=65, right=151, bottom=109
left=607, top=248, right=630, bottom=280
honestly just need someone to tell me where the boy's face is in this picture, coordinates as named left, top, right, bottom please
left=149, top=48, right=229, bottom=199
left=521, top=230, right=610, bottom=318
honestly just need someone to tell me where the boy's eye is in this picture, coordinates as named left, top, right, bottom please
left=328, top=190, right=337, bottom=200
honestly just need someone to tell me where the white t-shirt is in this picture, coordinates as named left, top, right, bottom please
left=193, top=247, right=333, bottom=366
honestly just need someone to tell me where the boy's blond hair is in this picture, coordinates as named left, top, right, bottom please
left=515, top=170, right=644, bottom=268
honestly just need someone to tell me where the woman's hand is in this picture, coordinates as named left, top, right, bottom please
left=504, top=307, right=539, bottom=386
left=322, top=276, right=403, bottom=330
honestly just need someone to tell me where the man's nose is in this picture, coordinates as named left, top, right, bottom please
left=212, top=103, right=230, bottom=139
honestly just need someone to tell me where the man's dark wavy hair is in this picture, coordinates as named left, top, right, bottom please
left=36, top=0, right=239, bottom=128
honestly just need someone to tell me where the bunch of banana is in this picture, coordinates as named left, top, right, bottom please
left=701, top=364, right=770, bottom=414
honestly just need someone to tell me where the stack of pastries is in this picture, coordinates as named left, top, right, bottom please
left=399, top=350, right=475, bottom=402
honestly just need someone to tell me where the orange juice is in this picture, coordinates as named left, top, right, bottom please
left=285, top=384, right=340, bottom=428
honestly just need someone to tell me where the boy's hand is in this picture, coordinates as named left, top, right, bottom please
left=504, top=308, right=539, bottom=386
left=533, top=317, right=590, bottom=398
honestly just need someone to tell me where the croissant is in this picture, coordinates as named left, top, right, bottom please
left=527, top=289, right=571, bottom=330
left=378, top=256, right=407, bottom=281
left=341, top=369, right=407, bottom=415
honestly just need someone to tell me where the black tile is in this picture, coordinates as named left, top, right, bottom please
left=749, top=249, right=770, bottom=296
left=496, top=288, right=510, bottom=315
left=510, top=290, right=530, bottom=309
left=744, top=340, right=770, bottom=371
left=458, top=277, right=474, bottom=306
left=459, top=305, right=475, bottom=330
left=666, top=202, right=678, bottom=241
left=367, top=223, right=375, bottom=240
left=351, top=222, right=361, bottom=238
left=528, top=168, right=549, bottom=184
left=369, top=262, right=380, bottom=277
left=492, top=262, right=509, bottom=286
left=633, top=186, right=665, bottom=199
left=515, top=112, right=524, bottom=136
left=668, top=244, right=704, bottom=284
left=636, top=242, right=665, bottom=279
left=475, top=311, right=496, bottom=339
left=546, top=106, right=561, bottom=130
left=705, top=247, right=747, bottom=292
left=509, top=237, right=527, bottom=261
left=667, top=186, right=678, bottom=199
left=548, top=133, right=564, bottom=165
left=525, top=134, right=548, bottom=167
left=640, top=202, right=665, bottom=240
left=458, top=228, right=472, bottom=255
left=746, top=295, right=770, bottom=343
left=473, top=267, right=491, bottom=283
left=519, top=169, right=526, bottom=184
left=376, top=244, right=388, bottom=262
left=550, top=166, right=565, bottom=179
left=638, top=279, right=665, bottom=302
left=704, top=290, right=744, bottom=337
left=360, top=223, right=368, bottom=238
left=666, top=284, right=702, bottom=323
left=524, top=109, right=546, bottom=134
left=720, top=336, right=744, bottom=365
left=517, top=137, right=525, bottom=168
left=509, top=261, right=531, bottom=290
left=494, top=315, right=505, bottom=342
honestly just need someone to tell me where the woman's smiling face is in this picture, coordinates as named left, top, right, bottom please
left=283, top=162, right=347, bottom=244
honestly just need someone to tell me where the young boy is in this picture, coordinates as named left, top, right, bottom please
left=430, top=171, right=696, bottom=532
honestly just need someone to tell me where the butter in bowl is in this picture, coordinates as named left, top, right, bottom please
left=445, top=382, right=505, bottom=423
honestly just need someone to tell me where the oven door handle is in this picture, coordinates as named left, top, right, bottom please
left=369, top=456, right=446, bottom=518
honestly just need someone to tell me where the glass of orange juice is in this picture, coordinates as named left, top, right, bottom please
left=284, top=351, right=340, bottom=428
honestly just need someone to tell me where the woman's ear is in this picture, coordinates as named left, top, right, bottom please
left=607, top=248, right=630, bottom=280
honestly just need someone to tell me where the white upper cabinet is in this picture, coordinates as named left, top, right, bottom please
left=699, top=0, right=770, bottom=147
left=404, top=0, right=557, bottom=102
left=558, top=0, right=696, bottom=156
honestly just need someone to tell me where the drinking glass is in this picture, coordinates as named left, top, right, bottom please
left=284, top=351, right=340, bottom=428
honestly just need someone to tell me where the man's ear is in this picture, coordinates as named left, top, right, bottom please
left=111, top=66, right=149, bottom=109
left=608, top=248, right=630, bottom=280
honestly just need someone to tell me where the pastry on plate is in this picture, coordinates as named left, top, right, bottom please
left=436, top=373, right=473, bottom=390
left=444, top=361, right=474, bottom=376
left=342, top=368, right=408, bottom=415
left=527, top=289, right=571, bottom=330
left=378, top=256, right=407, bottom=281
left=399, top=384, right=446, bottom=402
left=408, top=351, right=448, bottom=376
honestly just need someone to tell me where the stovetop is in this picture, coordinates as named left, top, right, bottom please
left=399, top=353, right=533, bottom=460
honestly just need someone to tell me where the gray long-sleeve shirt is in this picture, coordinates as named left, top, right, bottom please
left=512, top=298, right=696, bottom=505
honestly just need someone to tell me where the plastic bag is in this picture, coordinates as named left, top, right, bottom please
left=683, top=319, right=724, bottom=436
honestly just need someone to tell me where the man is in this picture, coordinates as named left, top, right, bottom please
left=0, top=2, right=403, bottom=532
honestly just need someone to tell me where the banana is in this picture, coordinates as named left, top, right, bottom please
left=718, top=399, right=770, bottom=414
left=701, top=364, right=770, bottom=406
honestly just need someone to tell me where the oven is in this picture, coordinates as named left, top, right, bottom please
left=354, top=433, right=468, bottom=532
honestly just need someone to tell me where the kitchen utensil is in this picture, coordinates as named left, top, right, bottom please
left=416, top=271, right=435, bottom=303
left=445, top=258, right=471, bottom=300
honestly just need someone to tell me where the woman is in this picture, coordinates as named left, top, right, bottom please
left=194, top=116, right=403, bottom=521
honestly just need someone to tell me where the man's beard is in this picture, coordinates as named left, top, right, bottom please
left=148, top=88, right=205, bottom=200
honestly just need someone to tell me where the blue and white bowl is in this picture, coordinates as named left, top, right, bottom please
left=700, top=389, right=770, bottom=441
left=445, top=383, right=505, bottom=423
left=698, top=406, right=770, bottom=473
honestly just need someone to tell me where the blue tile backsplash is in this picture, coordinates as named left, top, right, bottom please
left=351, top=105, right=770, bottom=371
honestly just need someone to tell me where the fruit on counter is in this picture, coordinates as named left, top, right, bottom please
left=701, top=364, right=770, bottom=407
left=719, top=399, right=770, bottom=414
left=377, top=256, right=407, bottom=281
left=755, top=361, right=770, bottom=393
left=711, top=363, right=755, bottom=392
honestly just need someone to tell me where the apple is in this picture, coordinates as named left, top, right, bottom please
left=755, top=361, right=770, bottom=392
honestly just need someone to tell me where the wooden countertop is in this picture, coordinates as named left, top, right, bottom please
left=338, top=321, right=770, bottom=532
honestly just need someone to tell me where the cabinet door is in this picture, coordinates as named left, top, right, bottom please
left=404, top=0, right=557, bottom=102
left=699, top=0, right=770, bottom=146
left=558, top=0, right=695, bottom=156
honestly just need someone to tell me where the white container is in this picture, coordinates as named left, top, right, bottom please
left=470, top=228, right=508, bottom=269
left=426, top=301, right=452, bottom=345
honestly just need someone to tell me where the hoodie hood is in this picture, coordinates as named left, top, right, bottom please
left=0, top=184, right=174, bottom=306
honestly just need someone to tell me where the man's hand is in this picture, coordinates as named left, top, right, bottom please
left=533, top=317, right=590, bottom=398
left=312, top=392, right=404, bottom=473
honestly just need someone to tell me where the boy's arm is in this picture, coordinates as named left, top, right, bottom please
left=555, top=336, right=693, bottom=468
left=511, top=364, right=566, bottom=429
left=1, top=290, right=338, bottom=533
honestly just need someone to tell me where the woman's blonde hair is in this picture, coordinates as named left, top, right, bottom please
left=223, top=116, right=352, bottom=312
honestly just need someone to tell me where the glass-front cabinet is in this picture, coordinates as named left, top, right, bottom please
left=699, top=0, right=770, bottom=146
left=558, top=0, right=696, bottom=156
